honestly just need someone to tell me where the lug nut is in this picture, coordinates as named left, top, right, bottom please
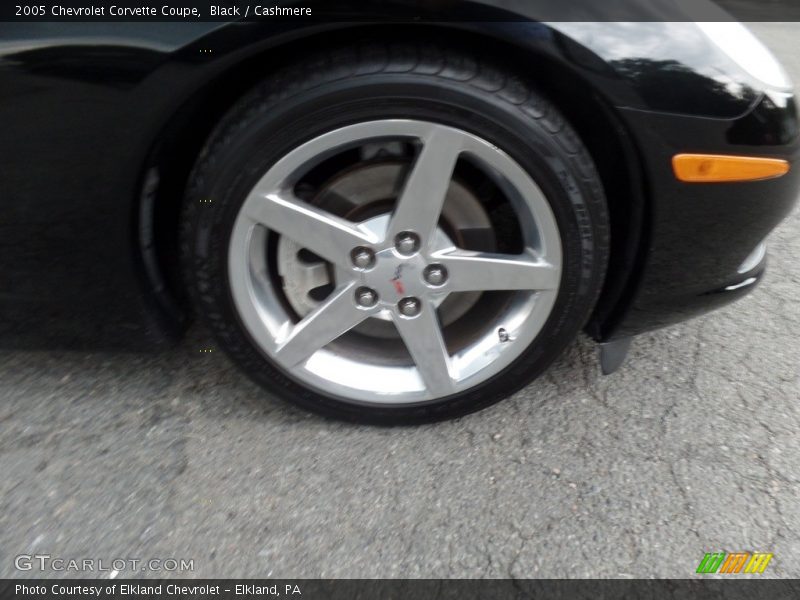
left=398, top=297, right=421, bottom=317
left=351, top=246, right=375, bottom=269
left=395, top=231, right=420, bottom=256
left=424, top=264, right=448, bottom=286
left=355, top=287, right=378, bottom=308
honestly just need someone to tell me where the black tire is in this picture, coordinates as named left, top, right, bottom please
left=181, top=41, right=609, bottom=425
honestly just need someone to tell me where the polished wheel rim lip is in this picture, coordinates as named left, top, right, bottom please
left=228, top=119, right=563, bottom=404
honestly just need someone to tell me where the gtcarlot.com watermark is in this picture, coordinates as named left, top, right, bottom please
left=15, top=554, right=194, bottom=575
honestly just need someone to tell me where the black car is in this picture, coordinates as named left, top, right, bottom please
left=1, top=4, right=798, bottom=423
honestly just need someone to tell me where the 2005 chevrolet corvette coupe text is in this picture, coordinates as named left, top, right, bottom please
left=1, top=3, right=798, bottom=423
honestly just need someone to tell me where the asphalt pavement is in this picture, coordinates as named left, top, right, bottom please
left=1, top=23, right=798, bottom=579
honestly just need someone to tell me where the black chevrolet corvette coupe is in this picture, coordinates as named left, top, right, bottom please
left=1, top=2, right=798, bottom=423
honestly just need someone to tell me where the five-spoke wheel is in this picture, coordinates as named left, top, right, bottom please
left=228, top=120, right=562, bottom=402
left=182, top=42, right=608, bottom=423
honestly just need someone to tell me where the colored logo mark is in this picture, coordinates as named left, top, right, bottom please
left=390, top=265, right=406, bottom=295
left=696, top=552, right=773, bottom=574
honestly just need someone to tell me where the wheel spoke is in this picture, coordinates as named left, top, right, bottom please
left=386, top=126, right=464, bottom=247
left=275, top=283, right=372, bottom=367
left=246, top=192, right=378, bottom=267
left=434, top=249, right=560, bottom=292
left=393, top=300, right=455, bottom=396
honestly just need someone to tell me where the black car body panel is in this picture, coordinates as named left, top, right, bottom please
left=602, top=103, right=800, bottom=339
left=0, top=3, right=798, bottom=350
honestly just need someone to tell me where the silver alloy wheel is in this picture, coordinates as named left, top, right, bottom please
left=228, top=120, right=562, bottom=404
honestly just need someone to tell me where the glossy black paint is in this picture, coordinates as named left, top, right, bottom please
left=0, top=5, right=798, bottom=351
left=601, top=103, right=800, bottom=339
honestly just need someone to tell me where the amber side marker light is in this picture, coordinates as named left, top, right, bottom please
left=673, top=154, right=790, bottom=183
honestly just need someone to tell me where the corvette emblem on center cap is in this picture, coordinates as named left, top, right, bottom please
left=391, top=264, right=406, bottom=295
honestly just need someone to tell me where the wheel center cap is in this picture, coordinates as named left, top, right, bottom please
left=367, top=249, right=429, bottom=301
left=356, top=214, right=453, bottom=310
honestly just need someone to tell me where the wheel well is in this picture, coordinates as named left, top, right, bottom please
left=142, top=25, right=647, bottom=340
